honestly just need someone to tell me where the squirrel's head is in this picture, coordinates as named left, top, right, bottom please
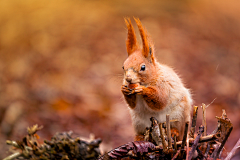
left=123, top=18, right=157, bottom=86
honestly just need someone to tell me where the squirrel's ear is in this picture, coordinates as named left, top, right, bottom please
left=134, top=18, right=155, bottom=63
left=125, top=18, right=138, bottom=56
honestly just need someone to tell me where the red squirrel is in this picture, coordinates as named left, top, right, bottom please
left=121, top=18, right=192, bottom=141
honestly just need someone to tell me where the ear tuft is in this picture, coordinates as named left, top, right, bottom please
left=124, top=17, right=138, bottom=56
left=134, top=17, right=149, bottom=58
left=134, top=18, right=155, bottom=63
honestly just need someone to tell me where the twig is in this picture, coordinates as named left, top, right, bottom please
left=186, top=133, right=189, bottom=160
left=188, top=125, right=204, bottom=160
left=6, top=140, right=21, bottom=148
left=3, top=152, right=22, bottom=160
left=190, top=106, right=198, bottom=138
left=215, top=126, right=233, bottom=159
left=159, top=123, right=167, bottom=151
left=174, top=135, right=177, bottom=150
left=169, top=133, right=218, bottom=147
left=166, top=114, right=172, bottom=149
left=196, top=147, right=205, bottom=160
left=202, top=103, right=207, bottom=152
left=221, top=109, right=227, bottom=119
left=211, top=144, right=220, bottom=159
left=181, top=122, right=189, bottom=149
left=197, top=134, right=219, bottom=143
left=171, top=149, right=180, bottom=160
left=163, top=119, right=179, bottom=125
left=224, top=138, right=240, bottom=160
left=27, top=124, right=43, bottom=135
left=213, top=110, right=233, bottom=159
left=206, top=98, right=217, bottom=108
left=204, top=143, right=210, bottom=159
left=156, top=133, right=218, bottom=149
left=202, top=104, right=207, bottom=135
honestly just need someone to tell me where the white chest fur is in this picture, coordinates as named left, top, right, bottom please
left=129, top=95, right=184, bottom=135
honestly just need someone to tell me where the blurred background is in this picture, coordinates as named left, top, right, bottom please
left=0, top=0, right=240, bottom=158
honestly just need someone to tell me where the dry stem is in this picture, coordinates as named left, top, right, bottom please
left=190, top=106, right=198, bottom=138
left=166, top=114, right=172, bottom=149
left=171, top=150, right=180, bottom=160
left=215, top=126, right=233, bottom=159
left=224, top=138, right=240, bottom=160
left=188, top=125, right=204, bottom=160
left=181, top=122, right=189, bottom=149
left=159, top=123, right=167, bottom=151
left=202, top=103, right=207, bottom=152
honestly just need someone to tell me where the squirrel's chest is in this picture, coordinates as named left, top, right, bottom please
left=130, top=95, right=169, bottom=124
left=130, top=95, right=158, bottom=122
left=134, top=95, right=154, bottom=116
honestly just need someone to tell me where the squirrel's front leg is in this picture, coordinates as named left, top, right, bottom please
left=134, top=85, right=168, bottom=111
left=121, top=85, right=137, bottom=109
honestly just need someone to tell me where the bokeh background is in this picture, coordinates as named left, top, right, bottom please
left=0, top=0, right=240, bottom=158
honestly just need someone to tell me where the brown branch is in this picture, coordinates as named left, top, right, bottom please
left=215, top=126, right=233, bottom=159
left=211, top=143, right=220, bottom=159
left=204, top=143, right=211, bottom=159
left=173, top=135, right=177, bottom=150
left=186, top=136, right=189, bottom=160
left=171, top=150, right=180, bottom=160
left=202, top=103, right=207, bottom=152
left=202, top=104, right=207, bottom=136
left=221, top=109, right=227, bottom=119
left=190, top=106, right=198, bottom=138
left=166, top=114, right=172, bottom=149
left=196, top=147, right=205, bottom=160
left=3, top=152, right=22, bottom=160
left=163, top=133, right=218, bottom=148
left=6, top=140, right=20, bottom=148
left=224, top=138, right=240, bottom=160
left=181, top=122, right=189, bottom=149
left=188, top=125, right=204, bottom=160
left=159, top=123, right=167, bottom=151
left=196, top=134, right=219, bottom=143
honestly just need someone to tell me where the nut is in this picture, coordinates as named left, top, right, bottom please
left=128, top=83, right=139, bottom=89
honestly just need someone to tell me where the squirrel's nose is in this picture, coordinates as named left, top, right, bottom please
left=126, top=77, right=132, bottom=83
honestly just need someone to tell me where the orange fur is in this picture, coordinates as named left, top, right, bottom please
left=134, top=18, right=149, bottom=57
left=123, top=94, right=136, bottom=109
left=134, top=18, right=155, bottom=63
left=171, top=128, right=180, bottom=140
left=134, top=134, right=145, bottom=141
left=121, top=18, right=192, bottom=140
left=124, top=18, right=139, bottom=55
left=142, top=86, right=168, bottom=111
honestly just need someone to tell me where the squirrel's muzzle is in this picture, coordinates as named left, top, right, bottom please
left=125, top=69, right=137, bottom=83
left=125, top=76, right=132, bottom=83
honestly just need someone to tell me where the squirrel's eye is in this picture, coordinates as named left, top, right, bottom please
left=140, top=65, right=145, bottom=71
left=122, top=66, right=124, bottom=70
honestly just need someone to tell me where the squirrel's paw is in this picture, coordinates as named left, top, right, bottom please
left=121, top=85, right=134, bottom=95
left=134, top=86, right=145, bottom=94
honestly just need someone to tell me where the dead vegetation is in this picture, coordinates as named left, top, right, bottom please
left=4, top=125, right=101, bottom=160
left=4, top=106, right=239, bottom=160
left=100, top=107, right=237, bottom=160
